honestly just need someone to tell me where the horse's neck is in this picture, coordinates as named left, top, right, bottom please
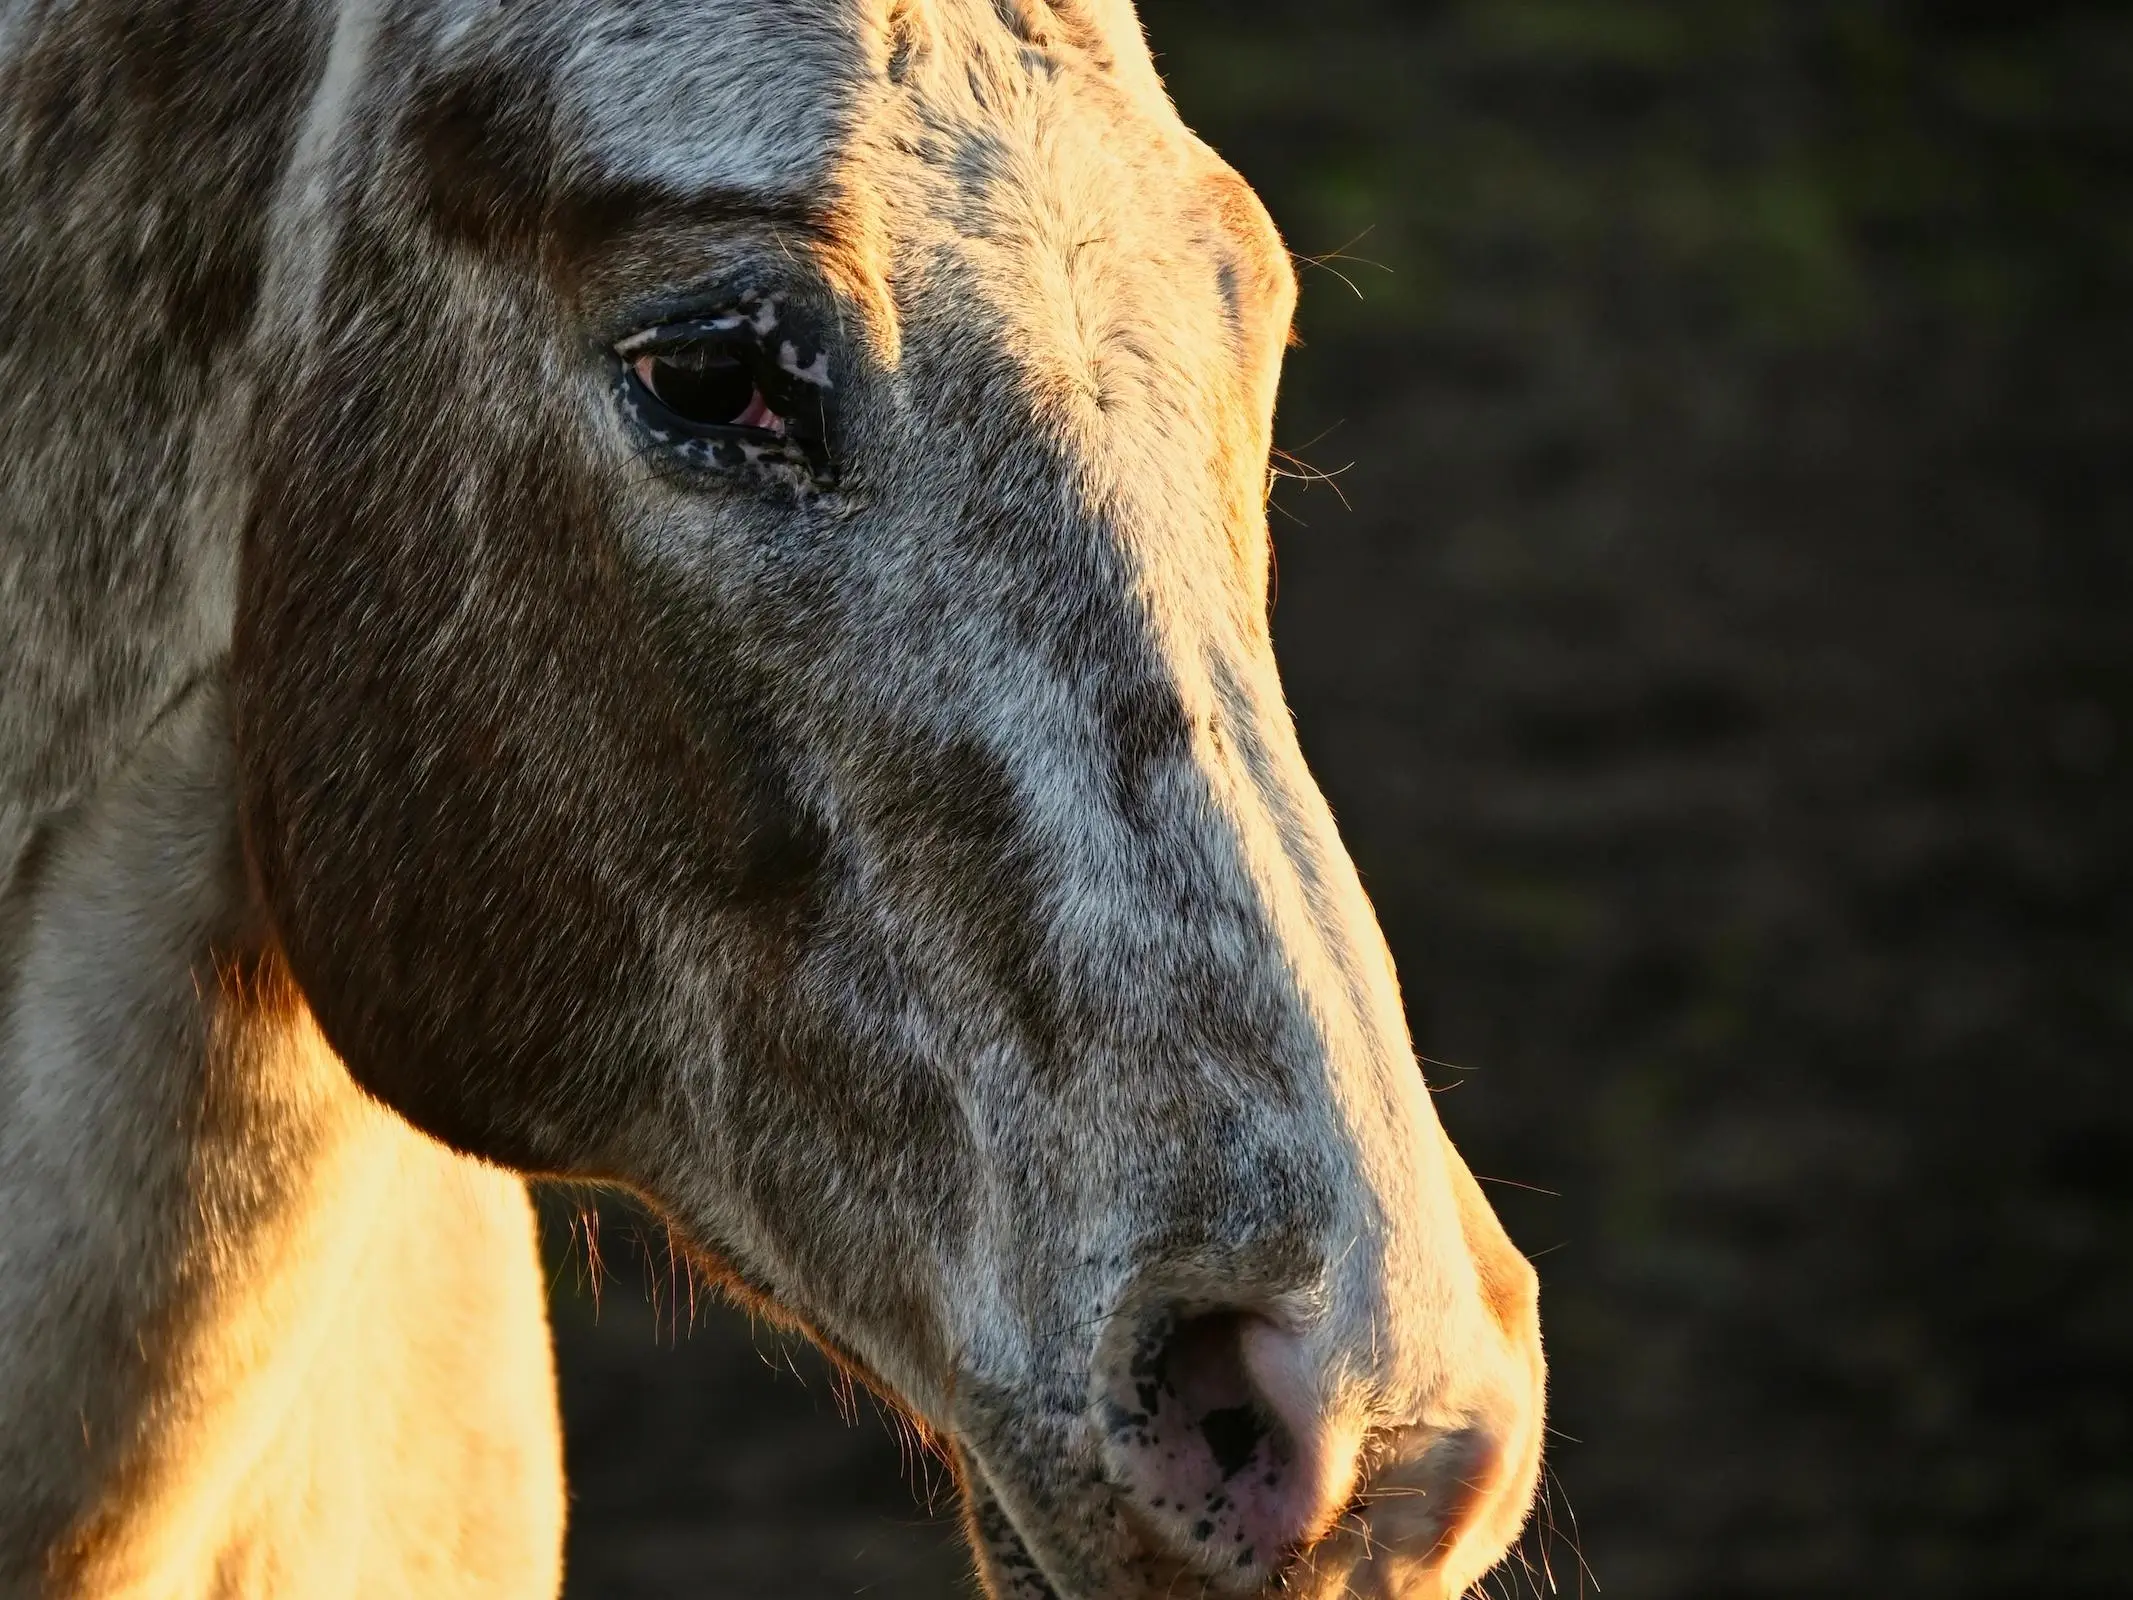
left=0, top=677, right=564, bottom=1599
left=3, top=8, right=563, bottom=1587
left=0, top=0, right=313, bottom=861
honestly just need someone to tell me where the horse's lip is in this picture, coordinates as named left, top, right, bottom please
left=964, top=1452, right=1072, bottom=1600
left=961, top=1421, right=1519, bottom=1600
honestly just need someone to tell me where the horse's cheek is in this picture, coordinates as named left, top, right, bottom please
left=231, top=314, right=687, bottom=1172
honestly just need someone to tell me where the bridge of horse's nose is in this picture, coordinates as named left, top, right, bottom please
left=1097, top=1309, right=1363, bottom=1584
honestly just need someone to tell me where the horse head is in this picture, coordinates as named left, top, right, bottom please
left=233, top=3, right=1544, bottom=1593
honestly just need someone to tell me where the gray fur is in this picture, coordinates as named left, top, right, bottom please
left=0, top=2, right=1543, bottom=1595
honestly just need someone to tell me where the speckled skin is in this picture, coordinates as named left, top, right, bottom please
left=0, top=1, right=1544, bottom=1595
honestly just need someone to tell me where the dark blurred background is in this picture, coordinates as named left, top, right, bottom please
left=549, top=3, right=2133, bottom=1595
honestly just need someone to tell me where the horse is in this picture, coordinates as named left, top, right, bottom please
left=0, top=1, right=1545, bottom=1594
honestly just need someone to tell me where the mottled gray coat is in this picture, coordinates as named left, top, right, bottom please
left=0, top=1, right=1545, bottom=1596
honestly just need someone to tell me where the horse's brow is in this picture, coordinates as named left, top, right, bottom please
left=546, top=177, right=837, bottom=260
left=408, top=51, right=846, bottom=267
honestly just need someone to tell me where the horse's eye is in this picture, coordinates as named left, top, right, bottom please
left=613, top=306, right=834, bottom=489
left=629, top=347, right=784, bottom=434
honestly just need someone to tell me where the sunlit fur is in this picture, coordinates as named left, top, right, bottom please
left=0, top=2, right=1543, bottom=1597
left=0, top=681, right=563, bottom=1597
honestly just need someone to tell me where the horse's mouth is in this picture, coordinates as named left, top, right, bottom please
left=960, top=1408, right=1533, bottom=1600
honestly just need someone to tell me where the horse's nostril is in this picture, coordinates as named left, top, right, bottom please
left=1199, top=1400, right=1268, bottom=1478
left=1098, top=1309, right=1359, bottom=1584
left=1161, top=1312, right=1266, bottom=1431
